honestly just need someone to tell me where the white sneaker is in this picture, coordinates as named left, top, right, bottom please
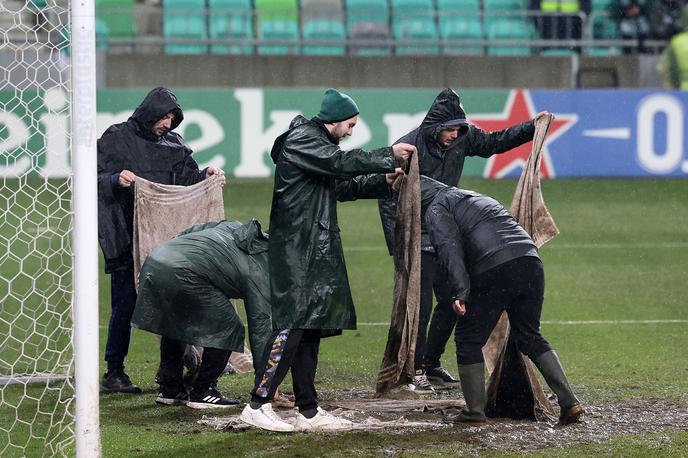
left=239, top=403, right=294, bottom=432
left=294, top=407, right=354, bottom=432
left=406, top=370, right=436, bottom=394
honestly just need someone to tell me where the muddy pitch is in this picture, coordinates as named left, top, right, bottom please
left=199, top=391, right=687, bottom=452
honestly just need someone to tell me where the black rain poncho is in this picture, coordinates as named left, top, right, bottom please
left=97, top=87, right=204, bottom=273
left=269, top=115, right=396, bottom=332
left=378, top=88, right=536, bottom=254
left=131, top=220, right=272, bottom=359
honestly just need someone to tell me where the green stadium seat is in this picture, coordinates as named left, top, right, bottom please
left=346, top=0, right=389, bottom=35
left=540, top=47, right=576, bottom=56
left=487, top=18, right=533, bottom=55
left=96, top=0, right=136, bottom=38
left=437, top=0, right=480, bottom=11
left=440, top=16, right=484, bottom=55
left=256, top=0, right=299, bottom=21
left=258, top=19, right=300, bottom=55
left=209, top=0, right=254, bottom=54
left=302, top=19, right=346, bottom=55
left=394, top=18, right=440, bottom=55
left=588, top=8, right=620, bottom=56
left=163, top=0, right=207, bottom=54
left=483, top=0, right=526, bottom=27
left=391, top=0, right=438, bottom=54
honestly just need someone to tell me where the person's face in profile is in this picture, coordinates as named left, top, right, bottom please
left=330, top=115, right=358, bottom=142
left=153, top=112, right=175, bottom=136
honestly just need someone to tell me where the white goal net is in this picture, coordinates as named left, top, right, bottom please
left=0, top=1, right=89, bottom=456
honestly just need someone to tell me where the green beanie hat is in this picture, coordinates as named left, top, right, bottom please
left=317, top=88, right=360, bottom=123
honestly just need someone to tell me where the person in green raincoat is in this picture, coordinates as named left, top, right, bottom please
left=240, top=88, right=415, bottom=432
left=132, top=219, right=271, bottom=409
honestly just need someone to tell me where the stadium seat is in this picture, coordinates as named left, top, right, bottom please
left=390, top=0, right=438, bottom=55
left=208, top=0, right=254, bottom=54
left=302, top=19, right=346, bottom=55
left=349, top=21, right=392, bottom=56
left=482, top=0, right=526, bottom=28
left=256, top=0, right=299, bottom=21
left=437, top=0, right=480, bottom=11
left=487, top=18, right=533, bottom=55
left=301, top=0, right=344, bottom=22
left=258, top=19, right=300, bottom=55
left=587, top=2, right=621, bottom=56
left=96, top=0, right=136, bottom=38
left=345, top=0, right=389, bottom=35
left=394, top=18, right=440, bottom=55
left=539, top=47, right=576, bottom=56
left=440, top=16, right=484, bottom=55
left=163, top=0, right=207, bottom=54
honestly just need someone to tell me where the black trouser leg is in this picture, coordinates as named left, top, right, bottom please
left=290, top=330, right=321, bottom=413
left=157, top=336, right=185, bottom=389
left=193, top=347, right=231, bottom=391
left=504, top=257, right=552, bottom=359
left=105, top=268, right=137, bottom=372
left=424, top=260, right=457, bottom=369
left=455, top=257, right=552, bottom=365
left=414, top=251, right=436, bottom=369
left=251, top=329, right=306, bottom=404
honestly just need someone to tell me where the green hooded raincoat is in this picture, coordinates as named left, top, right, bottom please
left=132, top=220, right=271, bottom=361
left=269, top=115, right=396, bottom=333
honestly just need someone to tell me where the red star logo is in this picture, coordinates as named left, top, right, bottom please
left=469, top=90, right=576, bottom=178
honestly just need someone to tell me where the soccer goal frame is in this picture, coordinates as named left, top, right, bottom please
left=71, top=0, right=101, bottom=456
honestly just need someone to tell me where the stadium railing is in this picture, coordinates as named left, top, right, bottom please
left=27, top=2, right=672, bottom=56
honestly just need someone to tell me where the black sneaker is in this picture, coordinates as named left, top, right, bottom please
left=101, top=370, right=142, bottom=394
left=187, top=386, right=240, bottom=409
left=426, top=366, right=461, bottom=387
left=155, top=386, right=189, bottom=406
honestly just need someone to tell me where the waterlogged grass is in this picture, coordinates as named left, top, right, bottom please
left=3, top=178, right=688, bottom=456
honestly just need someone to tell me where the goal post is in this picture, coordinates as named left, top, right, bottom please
left=0, top=0, right=100, bottom=455
left=71, top=0, right=101, bottom=455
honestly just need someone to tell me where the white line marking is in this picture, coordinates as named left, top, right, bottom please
left=109, top=319, right=688, bottom=332
left=344, top=242, right=688, bottom=252
left=582, top=128, right=631, bottom=139
left=357, top=319, right=688, bottom=326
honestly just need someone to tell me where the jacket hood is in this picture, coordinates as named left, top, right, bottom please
left=420, top=88, right=469, bottom=149
left=130, top=87, right=184, bottom=141
left=270, top=114, right=309, bottom=163
left=420, top=175, right=450, bottom=219
left=235, top=219, right=269, bottom=254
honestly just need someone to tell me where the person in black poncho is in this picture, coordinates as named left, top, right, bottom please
left=97, top=87, right=224, bottom=394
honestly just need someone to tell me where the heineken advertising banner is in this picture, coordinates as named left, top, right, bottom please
left=2, top=88, right=688, bottom=178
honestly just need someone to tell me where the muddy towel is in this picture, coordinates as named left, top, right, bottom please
left=484, top=114, right=558, bottom=422
left=508, top=113, right=559, bottom=248
left=132, top=175, right=225, bottom=288
left=376, top=153, right=421, bottom=395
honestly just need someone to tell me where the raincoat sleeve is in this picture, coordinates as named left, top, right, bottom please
left=427, top=204, right=471, bottom=301
left=243, top=284, right=273, bottom=371
left=335, top=174, right=392, bottom=202
left=96, top=133, right=132, bottom=266
left=284, top=130, right=395, bottom=177
left=464, top=121, right=535, bottom=158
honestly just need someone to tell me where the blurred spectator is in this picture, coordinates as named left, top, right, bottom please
left=657, top=4, right=688, bottom=88
left=612, top=0, right=651, bottom=52
left=649, top=0, right=685, bottom=39
left=531, top=0, right=591, bottom=52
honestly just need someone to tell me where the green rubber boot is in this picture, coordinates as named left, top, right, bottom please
left=456, top=363, right=487, bottom=423
left=533, top=351, right=584, bottom=425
